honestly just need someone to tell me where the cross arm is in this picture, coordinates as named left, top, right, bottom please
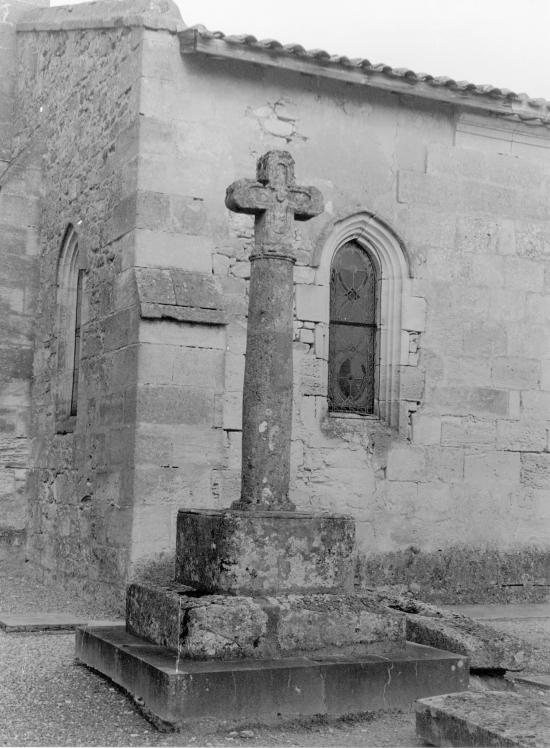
left=225, top=178, right=270, bottom=215
left=290, top=186, right=325, bottom=221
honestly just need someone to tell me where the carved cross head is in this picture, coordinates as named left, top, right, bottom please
left=225, top=151, right=324, bottom=254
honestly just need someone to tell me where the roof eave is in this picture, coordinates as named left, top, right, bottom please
left=179, top=28, right=549, bottom=125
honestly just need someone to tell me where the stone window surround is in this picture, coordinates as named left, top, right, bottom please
left=55, top=224, right=87, bottom=434
left=309, top=210, right=421, bottom=431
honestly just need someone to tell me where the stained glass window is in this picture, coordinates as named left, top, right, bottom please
left=328, top=242, right=376, bottom=414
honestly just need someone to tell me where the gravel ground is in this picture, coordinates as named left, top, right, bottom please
left=0, top=560, right=419, bottom=747
left=1, top=559, right=549, bottom=747
left=0, top=631, right=418, bottom=748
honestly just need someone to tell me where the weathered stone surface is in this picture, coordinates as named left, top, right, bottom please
left=126, top=582, right=406, bottom=659
left=77, top=626, right=468, bottom=726
left=175, top=509, right=355, bottom=595
left=225, top=151, right=323, bottom=510
left=416, top=691, right=550, bottom=747
left=371, top=590, right=531, bottom=671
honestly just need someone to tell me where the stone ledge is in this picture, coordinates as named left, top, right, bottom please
left=416, top=691, right=550, bottom=747
left=17, top=0, right=185, bottom=33
left=175, top=509, right=356, bottom=595
left=136, top=268, right=227, bottom=325
left=76, top=625, right=469, bottom=727
left=126, top=583, right=406, bottom=659
left=372, top=590, right=532, bottom=671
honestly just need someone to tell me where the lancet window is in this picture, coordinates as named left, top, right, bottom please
left=328, top=241, right=377, bottom=414
left=56, top=225, right=86, bottom=426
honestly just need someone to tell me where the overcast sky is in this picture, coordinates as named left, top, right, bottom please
left=50, top=0, right=550, bottom=99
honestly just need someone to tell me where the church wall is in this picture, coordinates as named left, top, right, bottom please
left=14, top=21, right=144, bottom=605
left=131, top=28, right=550, bottom=602
left=0, top=0, right=48, bottom=561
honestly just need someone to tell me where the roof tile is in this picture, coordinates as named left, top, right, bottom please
left=183, top=25, right=550, bottom=124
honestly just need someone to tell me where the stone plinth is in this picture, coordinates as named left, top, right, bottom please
left=416, top=691, right=550, bottom=747
left=126, top=583, right=406, bottom=659
left=76, top=626, right=469, bottom=729
left=175, top=509, right=355, bottom=595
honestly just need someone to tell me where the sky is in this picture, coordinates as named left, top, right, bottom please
left=49, top=0, right=550, bottom=100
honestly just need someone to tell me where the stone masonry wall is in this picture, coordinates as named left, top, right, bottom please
left=133, top=29, right=550, bottom=602
left=15, top=20, right=143, bottom=605
left=0, top=0, right=48, bottom=561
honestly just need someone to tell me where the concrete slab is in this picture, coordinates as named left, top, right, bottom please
left=0, top=614, right=124, bottom=632
left=444, top=604, right=550, bottom=621
left=75, top=625, right=469, bottom=728
left=416, top=690, right=550, bottom=747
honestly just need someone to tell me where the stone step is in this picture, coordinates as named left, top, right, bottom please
left=126, top=583, right=406, bottom=660
left=416, top=691, right=550, bottom=747
left=75, top=625, right=468, bottom=729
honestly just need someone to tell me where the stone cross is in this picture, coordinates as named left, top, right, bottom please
left=225, top=151, right=324, bottom=511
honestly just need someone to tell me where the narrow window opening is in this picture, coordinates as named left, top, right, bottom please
left=70, top=268, right=85, bottom=416
left=328, top=241, right=377, bottom=415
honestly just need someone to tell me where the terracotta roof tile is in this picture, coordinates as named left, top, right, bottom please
left=182, top=25, right=550, bottom=125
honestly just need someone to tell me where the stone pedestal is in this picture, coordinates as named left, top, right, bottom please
left=175, top=509, right=355, bottom=595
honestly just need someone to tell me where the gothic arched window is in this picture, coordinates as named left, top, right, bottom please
left=56, top=225, right=86, bottom=427
left=328, top=241, right=377, bottom=414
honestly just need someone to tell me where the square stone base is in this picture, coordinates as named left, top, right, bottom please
left=75, top=625, right=469, bottom=729
left=126, top=583, right=406, bottom=659
left=175, top=509, right=355, bottom=595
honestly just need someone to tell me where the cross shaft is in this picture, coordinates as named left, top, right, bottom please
left=225, top=151, right=324, bottom=510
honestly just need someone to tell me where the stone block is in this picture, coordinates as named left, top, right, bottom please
left=455, top=214, right=499, bottom=254
left=464, top=451, right=520, bottom=487
left=462, top=321, right=507, bottom=358
left=295, top=284, right=326, bottom=323
left=222, top=391, right=242, bottom=431
left=386, top=446, right=426, bottom=482
left=416, top=691, right=550, bottom=748
left=441, top=417, right=496, bottom=447
left=314, top=323, right=328, bottom=360
left=411, top=414, right=441, bottom=445
left=134, top=229, right=213, bottom=273
left=432, top=386, right=509, bottom=417
left=472, top=253, right=505, bottom=287
left=507, top=323, right=550, bottom=359
left=293, top=266, right=315, bottom=284
left=374, top=592, right=530, bottom=671
left=504, top=256, right=544, bottom=292
left=299, top=353, right=327, bottom=396
left=520, top=390, right=550, bottom=417
left=76, top=626, right=467, bottom=727
left=135, top=385, right=214, bottom=425
left=171, top=348, right=224, bottom=390
left=127, top=583, right=405, bottom=659
left=139, top=319, right=226, bottom=349
left=492, top=357, right=540, bottom=389
left=526, top=292, right=550, bottom=323
left=520, top=453, right=550, bottom=489
left=402, top=296, right=426, bottom=332
left=175, top=509, right=356, bottom=595
left=496, top=421, right=548, bottom=452
left=399, top=365, right=425, bottom=400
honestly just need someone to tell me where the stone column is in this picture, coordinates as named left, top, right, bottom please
left=225, top=150, right=324, bottom=511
